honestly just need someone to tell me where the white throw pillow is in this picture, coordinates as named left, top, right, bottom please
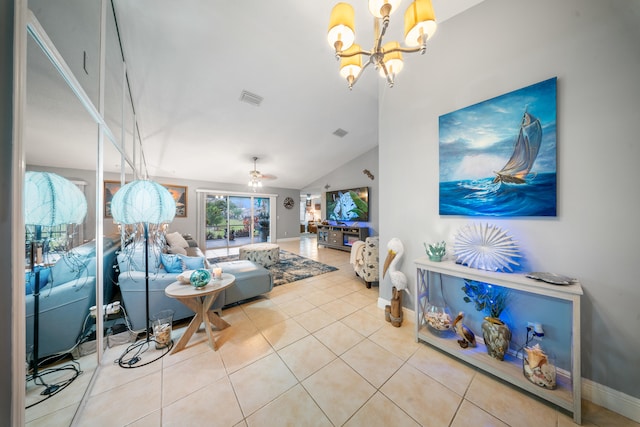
left=165, top=232, right=189, bottom=249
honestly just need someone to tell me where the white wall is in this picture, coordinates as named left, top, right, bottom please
left=379, top=0, right=639, bottom=402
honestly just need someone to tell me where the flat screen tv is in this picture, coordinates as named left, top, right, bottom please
left=326, top=187, right=369, bottom=222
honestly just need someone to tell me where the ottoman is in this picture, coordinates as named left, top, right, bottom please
left=239, top=243, right=280, bottom=267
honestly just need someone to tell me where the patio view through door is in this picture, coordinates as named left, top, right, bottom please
left=205, top=194, right=272, bottom=250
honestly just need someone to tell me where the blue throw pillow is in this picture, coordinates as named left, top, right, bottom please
left=179, top=255, right=205, bottom=270
left=25, top=266, right=51, bottom=295
left=161, top=253, right=183, bottom=273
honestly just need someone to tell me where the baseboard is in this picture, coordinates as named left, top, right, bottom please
left=276, top=237, right=300, bottom=243
left=377, top=297, right=640, bottom=423
left=582, top=378, right=640, bottom=423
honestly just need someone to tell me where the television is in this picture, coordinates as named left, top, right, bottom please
left=326, top=187, right=369, bottom=222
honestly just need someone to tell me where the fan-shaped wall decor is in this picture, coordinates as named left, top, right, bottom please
left=453, top=223, right=521, bottom=272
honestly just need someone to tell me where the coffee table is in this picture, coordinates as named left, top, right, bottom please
left=164, top=273, right=235, bottom=353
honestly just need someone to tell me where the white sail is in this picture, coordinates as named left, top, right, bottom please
left=493, top=112, right=542, bottom=184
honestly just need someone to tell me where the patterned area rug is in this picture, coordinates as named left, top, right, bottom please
left=208, top=250, right=338, bottom=286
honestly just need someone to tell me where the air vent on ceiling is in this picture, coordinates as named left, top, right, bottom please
left=332, top=128, right=348, bottom=138
left=239, top=90, right=263, bottom=107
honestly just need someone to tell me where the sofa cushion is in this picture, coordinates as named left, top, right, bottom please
left=25, top=266, right=51, bottom=295
left=50, top=256, right=87, bottom=286
left=179, top=254, right=205, bottom=270
left=118, top=245, right=162, bottom=272
left=166, top=232, right=189, bottom=249
left=161, top=253, right=183, bottom=273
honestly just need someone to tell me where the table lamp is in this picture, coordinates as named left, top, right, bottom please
left=24, top=171, right=87, bottom=407
left=110, top=179, right=176, bottom=367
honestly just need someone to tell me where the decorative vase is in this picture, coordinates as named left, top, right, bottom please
left=190, top=269, right=211, bottom=289
left=481, top=317, right=511, bottom=360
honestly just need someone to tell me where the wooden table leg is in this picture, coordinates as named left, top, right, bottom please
left=170, top=312, right=203, bottom=354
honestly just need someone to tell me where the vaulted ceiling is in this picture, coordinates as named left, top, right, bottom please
left=110, top=1, right=484, bottom=190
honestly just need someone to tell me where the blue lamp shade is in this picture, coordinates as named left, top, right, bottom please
left=110, top=180, right=176, bottom=225
left=24, top=172, right=87, bottom=226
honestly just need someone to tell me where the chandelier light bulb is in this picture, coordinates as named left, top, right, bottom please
left=368, top=0, right=402, bottom=19
left=328, top=2, right=355, bottom=52
left=404, top=0, right=437, bottom=47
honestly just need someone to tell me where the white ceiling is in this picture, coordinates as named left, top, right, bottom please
left=27, top=1, right=484, bottom=191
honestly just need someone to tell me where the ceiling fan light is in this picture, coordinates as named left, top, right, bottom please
left=368, top=0, right=402, bottom=19
left=404, top=0, right=437, bottom=47
left=380, top=41, right=404, bottom=76
left=339, top=43, right=362, bottom=80
left=328, top=3, right=355, bottom=52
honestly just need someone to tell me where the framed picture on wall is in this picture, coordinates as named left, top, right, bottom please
left=104, top=181, right=188, bottom=218
left=103, top=180, right=122, bottom=218
left=439, top=77, right=557, bottom=217
left=162, top=184, right=187, bottom=217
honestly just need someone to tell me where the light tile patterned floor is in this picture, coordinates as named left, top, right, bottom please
left=28, top=236, right=639, bottom=426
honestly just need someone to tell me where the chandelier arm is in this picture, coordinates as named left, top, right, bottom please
left=372, top=17, right=390, bottom=55
left=348, top=57, right=375, bottom=89
left=337, top=49, right=373, bottom=59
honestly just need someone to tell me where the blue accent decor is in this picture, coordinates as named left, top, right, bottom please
left=24, top=172, right=87, bottom=226
left=179, top=255, right=205, bottom=270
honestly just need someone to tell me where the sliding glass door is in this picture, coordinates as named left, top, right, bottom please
left=205, top=194, right=272, bottom=249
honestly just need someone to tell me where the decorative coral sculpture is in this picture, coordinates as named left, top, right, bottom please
left=453, top=223, right=521, bottom=272
left=424, top=241, right=446, bottom=262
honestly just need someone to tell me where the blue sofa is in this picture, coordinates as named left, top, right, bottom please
left=25, top=236, right=120, bottom=360
left=117, top=235, right=273, bottom=331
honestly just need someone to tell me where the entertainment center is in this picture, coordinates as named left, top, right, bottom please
left=317, top=224, right=368, bottom=252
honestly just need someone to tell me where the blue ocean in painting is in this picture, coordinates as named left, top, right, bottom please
left=439, top=172, right=557, bottom=217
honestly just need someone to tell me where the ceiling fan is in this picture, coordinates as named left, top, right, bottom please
left=248, top=156, right=276, bottom=191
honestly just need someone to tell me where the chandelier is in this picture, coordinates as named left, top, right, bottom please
left=248, top=156, right=263, bottom=191
left=327, top=0, right=437, bottom=89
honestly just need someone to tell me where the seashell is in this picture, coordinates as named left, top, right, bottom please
left=453, top=223, right=521, bottom=272
left=524, top=343, right=548, bottom=369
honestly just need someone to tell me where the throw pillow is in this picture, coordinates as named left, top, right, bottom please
left=25, top=266, right=51, bottom=295
left=179, top=254, right=205, bottom=270
left=165, top=232, right=189, bottom=249
left=161, top=253, right=183, bottom=273
left=167, top=245, right=187, bottom=255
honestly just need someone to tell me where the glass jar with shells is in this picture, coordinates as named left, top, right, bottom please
left=423, top=272, right=454, bottom=336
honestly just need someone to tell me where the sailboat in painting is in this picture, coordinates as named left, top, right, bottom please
left=493, top=111, right=542, bottom=184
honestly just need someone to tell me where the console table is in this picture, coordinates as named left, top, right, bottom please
left=414, top=258, right=583, bottom=424
left=316, top=224, right=368, bottom=252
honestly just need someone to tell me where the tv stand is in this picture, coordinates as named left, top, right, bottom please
left=316, top=224, right=368, bottom=252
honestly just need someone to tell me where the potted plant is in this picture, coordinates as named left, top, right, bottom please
left=462, top=279, right=511, bottom=360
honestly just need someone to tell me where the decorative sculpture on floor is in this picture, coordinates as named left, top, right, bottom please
left=383, top=238, right=407, bottom=327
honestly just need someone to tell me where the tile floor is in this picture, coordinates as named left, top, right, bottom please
left=27, top=236, right=639, bottom=426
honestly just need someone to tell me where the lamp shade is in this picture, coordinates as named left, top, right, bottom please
left=339, top=43, right=363, bottom=80
left=110, top=180, right=176, bottom=225
left=369, top=0, right=402, bottom=18
left=328, top=2, right=355, bottom=51
left=24, top=171, right=87, bottom=226
left=404, top=0, right=437, bottom=47
left=380, top=42, right=404, bottom=76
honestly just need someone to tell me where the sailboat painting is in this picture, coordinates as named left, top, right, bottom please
left=439, top=77, right=557, bottom=217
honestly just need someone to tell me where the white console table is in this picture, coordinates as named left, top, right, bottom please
left=414, top=257, right=583, bottom=424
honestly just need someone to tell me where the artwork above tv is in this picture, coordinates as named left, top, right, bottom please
left=326, top=187, right=369, bottom=222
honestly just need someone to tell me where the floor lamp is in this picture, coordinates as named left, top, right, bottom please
left=24, top=172, right=87, bottom=407
left=110, top=180, right=176, bottom=368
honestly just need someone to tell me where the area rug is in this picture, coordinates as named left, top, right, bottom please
left=208, top=250, right=338, bottom=286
